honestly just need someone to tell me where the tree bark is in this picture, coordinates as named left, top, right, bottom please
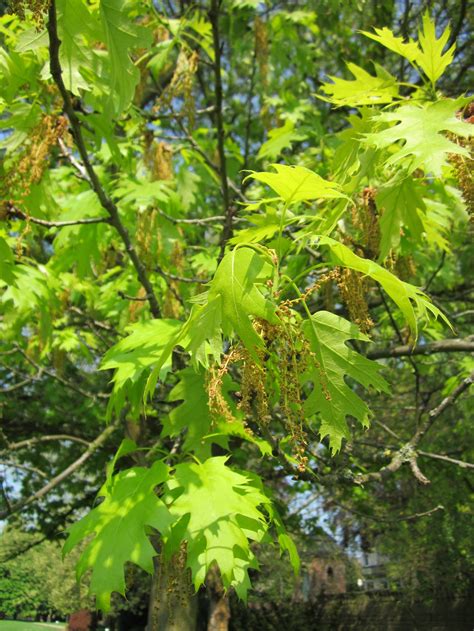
left=206, top=565, right=230, bottom=631
left=208, top=594, right=230, bottom=631
left=147, top=544, right=197, bottom=631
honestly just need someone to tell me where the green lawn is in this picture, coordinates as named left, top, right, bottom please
left=0, top=623, right=66, bottom=631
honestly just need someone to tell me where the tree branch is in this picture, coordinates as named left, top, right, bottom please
left=0, top=461, right=48, bottom=479
left=47, top=0, right=161, bottom=318
left=367, top=336, right=474, bottom=360
left=1, top=376, right=38, bottom=393
left=209, top=0, right=233, bottom=257
left=0, top=422, right=119, bottom=520
left=3, top=434, right=90, bottom=454
left=6, top=203, right=110, bottom=228
left=355, top=372, right=473, bottom=485
left=14, top=345, right=109, bottom=401
left=411, top=371, right=474, bottom=445
left=418, top=450, right=474, bottom=470
left=332, top=499, right=445, bottom=523
left=156, top=208, right=227, bottom=225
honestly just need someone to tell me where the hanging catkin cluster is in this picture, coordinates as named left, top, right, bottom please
left=136, top=209, right=158, bottom=270
left=10, top=0, right=49, bottom=27
left=336, top=268, right=374, bottom=333
left=350, top=187, right=380, bottom=259
left=448, top=103, right=473, bottom=217
left=146, top=141, right=174, bottom=181
left=206, top=305, right=320, bottom=471
left=162, top=240, right=185, bottom=319
left=449, top=140, right=474, bottom=217
left=394, top=254, right=417, bottom=281
left=255, top=16, right=269, bottom=90
left=155, top=50, right=199, bottom=129
left=254, top=16, right=272, bottom=130
left=1, top=114, right=68, bottom=255
left=3, top=114, right=68, bottom=201
left=338, top=195, right=375, bottom=331
left=207, top=347, right=245, bottom=424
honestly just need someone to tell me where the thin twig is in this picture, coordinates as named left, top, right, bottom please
left=412, top=371, right=474, bottom=444
left=6, top=203, right=109, bottom=228
left=118, top=290, right=150, bottom=302
left=47, top=0, right=161, bottom=318
left=209, top=0, right=233, bottom=257
left=418, top=450, right=474, bottom=469
left=0, top=461, right=48, bottom=479
left=4, top=434, right=90, bottom=453
left=0, top=421, right=119, bottom=520
left=157, top=208, right=226, bottom=225
left=1, top=377, right=37, bottom=393
left=14, top=345, right=109, bottom=400
left=333, top=500, right=444, bottom=523
left=367, top=336, right=474, bottom=359
left=154, top=267, right=210, bottom=285
left=355, top=372, right=473, bottom=485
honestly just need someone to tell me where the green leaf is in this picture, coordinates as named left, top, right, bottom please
left=99, top=0, right=152, bottom=114
left=364, top=99, right=471, bottom=176
left=376, top=177, right=426, bottom=259
left=246, top=164, right=348, bottom=204
left=166, top=457, right=269, bottom=599
left=147, top=39, right=175, bottom=75
left=53, top=190, right=109, bottom=277
left=16, top=27, right=48, bottom=52
left=229, top=208, right=283, bottom=244
left=332, top=109, right=376, bottom=178
left=208, top=247, right=279, bottom=358
left=320, top=63, right=399, bottom=107
left=63, top=460, right=173, bottom=611
left=417, top=12, right=455, bottom=84
left=302, top=311, right=388, bottom=453
left=146, top=247, right=278, bottom=383
left=0, top=237, right=15, bottom=285
left=0, top=102, right=41, bottom=153
left=164, top=367, right=225, bottom=458
left=164, top=367, right=272, bottom=458
left=420, top=199, right=451, bottom=251
left=101, top=318, right=182, bottom=418
left=257, top=120, right=306, bottom=161
left=319, top=237, right=451, bottom=338
left=105, top=438, right=139, bottom=488
left=361, top=26, right=419, bottom=63
left=57, top=0, right=99, bottom=94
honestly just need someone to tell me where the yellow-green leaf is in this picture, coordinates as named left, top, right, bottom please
left=417, top=12, right=455, bottom=84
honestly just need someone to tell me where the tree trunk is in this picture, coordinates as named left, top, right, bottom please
left=147, top=545, right=197, bottom=631
left=208, top=593, right=230, bottom=631
left=206, top=565, right=230, bottom=631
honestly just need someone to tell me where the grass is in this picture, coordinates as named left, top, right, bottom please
left=0, top=623, right=66, bottom=631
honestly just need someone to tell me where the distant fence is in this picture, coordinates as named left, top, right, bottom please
left=229, top=592, right=474, bottom=631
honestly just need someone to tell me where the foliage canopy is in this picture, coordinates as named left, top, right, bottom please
left=0, top=0, right=472, bottom=620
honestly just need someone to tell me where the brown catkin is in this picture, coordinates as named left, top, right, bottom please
left=207, top=348, right=244, bottom=424
left=336, top=267, right=374, bottom=333
left=448, top=102, right=473, bottom=217
left=10, top=0, right=50, bottom=27
left=449, top=140, right=474, bottom=217
left=128, top=286, right=148, bottom=322
left=3, top=114, right=67, bottom=201
left=162, top=240, right=185, bottom=319
left=136, top=209, right=158, bottom=270
left=1, top=114, right=67, bottom=256
left=395, top=255, right=417, bottom=281
left=255, top=16, right=269, bottom=89
left=254, top=16, right=273, bottom=130
left=154, top=50, right=198, bottom=129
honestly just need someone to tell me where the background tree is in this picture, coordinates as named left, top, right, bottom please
left=0, top=1, right=472, bottom=630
